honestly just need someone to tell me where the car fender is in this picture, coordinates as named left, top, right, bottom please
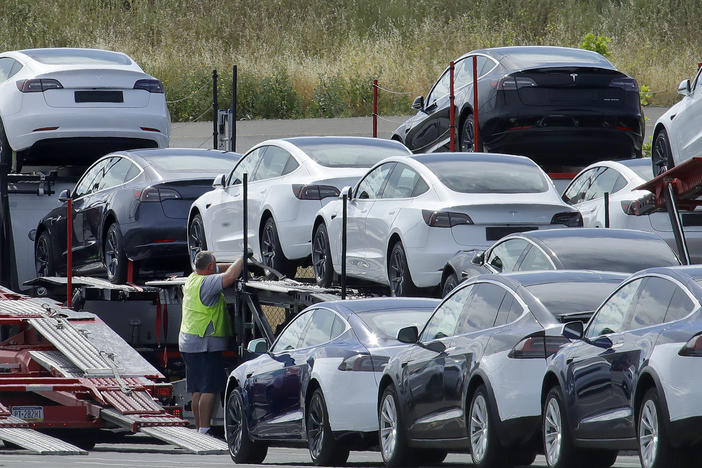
left=317, top=201, right=343, bottom=271
left=655, top=101, right=683, bottom=160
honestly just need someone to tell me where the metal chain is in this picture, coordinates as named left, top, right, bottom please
left=374, top=114, right=410, bottom=124
left=166, top=80, right=210, bottom=104
left=373, top=83, right=425, bottom=96
left=188, top=106, right=213, bottom=122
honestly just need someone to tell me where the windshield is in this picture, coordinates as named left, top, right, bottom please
left=146, top=154, right=239, bottom=174
left=22, top=49, right=133, bottom=66
left=356, top=309, right=433, bottom=341
left=293, top=140, right=410, bottom=168
left=423, top=160, right=549, bottom=193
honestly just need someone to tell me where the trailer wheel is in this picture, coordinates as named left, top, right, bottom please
left=35, top=231, right=56, bottom=277
left=226, top=388, right=267, bottom=463
left=104, top=222, right=128, bottom=284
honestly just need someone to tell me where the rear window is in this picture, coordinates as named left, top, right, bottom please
left=423, top=160, right=549, bottom=193
left=526, top=281, right=620, bottom=318
left=554, top=236, right=679, bottom=272
left=22, top=49, right=132, bottom=66
left=146, top=154, right=238, bottom=174
left=293, top=141, right=410, bottom=168
left=356, top=309, right=433, bottom=341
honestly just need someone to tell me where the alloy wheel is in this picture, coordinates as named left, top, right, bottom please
left=639, top=399, right=659, bottom=468
left=469, top=394, right=489, bottom=463
left=307, top=393, right=325, bottom=459
left=389, top=248, right=405, bottom=295
left=461, top=117, right=475, bottom=152
left=188, top=218, right=204, bottom=265
left=312, top=229, right=327, bottom=281
left=105, top=229, right=120, bottom=278
left=261, top=224, right=276, bottom=268
left=226, top=394, right=243, bottom=456
left=35, top=237, right=50, bottom=276
left=544, top=397, right=563, bottom=466
left=380, top=393, right=398, bottom=461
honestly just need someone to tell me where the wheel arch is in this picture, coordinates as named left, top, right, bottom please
left=377, top=374, right=396, bottom=410
left=633, top=368, right=670, bottom=429
left=541, top=371, right=561, bottom=407
left=259, top=209, right=274, bottom=246
left=313, top=215, right=326, bottom=236
left=102, top=211, right=119, bottom=251
left=386, top=233, right=403, bottom=269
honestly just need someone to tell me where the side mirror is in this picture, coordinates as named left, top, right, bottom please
left=471, top=251, right=485, bottom=265
left=339, top=186, right=353, bottom=200
left=58, top=189, right=70, bottom=202
left=561, top=321, right=584, bottom=340
left=212, top=173, right=226, bottom=188
left=678, top=79, right=691, bottom=96
left=247, top=338, right=268, bottom=354
left=411, top=95, right=424, bottom=111
left=397, top=326, right=418, bottom=344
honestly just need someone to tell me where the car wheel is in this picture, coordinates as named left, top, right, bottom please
left=652, top=129, right=674, bottom=177
left=441, top=271, right=459, bottom=297
left=306, top=388, right=349, bottom=466
left=414, top=448, right=448, bottom=465
left=188, top=213, right=207, bottom=271
left=460, top=114, right=483, bottom=152
left=637, top=388, right=684, bottom=468
left=468, top=385, right=508, bottom=468
left=379, top=385, right=414, bottom=468
left=388, top=241, right=417, bottom=297
left=312, top=224, right=334, bottom=287
left=260, top=217, right=296, bottom=279
left=35, top=231, right=56, bottom=277
left=0, top=118, right=12, bottom=168
left=543, top=386, right=578, bottom=468
left=104, top=222, right=128, bottom=284
left=226, top=388, right=268, bottom=464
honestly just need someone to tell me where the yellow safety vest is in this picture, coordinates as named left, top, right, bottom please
left=181, top=273, right=231, bottom=337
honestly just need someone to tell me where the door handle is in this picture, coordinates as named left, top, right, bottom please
left=246, top=372, right=253, bottom=379
left=401, top=362, right=407, bottom=368
left=388, top=210, right=396, bottom=215
left=566, top=358, right=573, bottom=365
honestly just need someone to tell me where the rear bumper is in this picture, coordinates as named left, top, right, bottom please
left=122, top=212, right=187, bottom=263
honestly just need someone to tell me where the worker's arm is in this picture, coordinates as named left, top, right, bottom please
left=219, top=257, right=244, bottom=289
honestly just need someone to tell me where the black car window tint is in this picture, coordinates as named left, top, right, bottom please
left=8, top=59, right=22, bottom=78
left=382, top=164, right=423, bottom=199
left=427, top=70, right=451, bottom=106
left=0, top=58, right=13, bottom=82
left=494, top=292, right=516, bottom=326
left=505, top=296, right=525, bottom=323
left=356, top=163, right=394, bottom=199
left=124, top=162, right=140, bottom=182
left=476, top=56, right=497, bottom=77
left=73, top=159, right=110, bottom=198
left=272, top=310, right=313, bottom=352
left=562, top=168, right=598, bottom=204
left=98, top=157, right=134, bottom=190
left=253, top=146, right=294, bottom=181
left=300, top=309, right=337, bottom=348
left=412, top=177, right=429, bottom=197
left=665, top=287, right=696, bottom=322
left=229, top=147, right=264, bottom=185
left=454, top=57, right=474, bottom=89
left=585, top=167, right=621, bottom=201
left=585, top=278, right=643, bottom=338
left=518, top=245, right=555, bottom=271
left=331, top=315, right=346, bottom=339
left=421, top=285, right=473, bottom=341
left=626, top=277, right=676, bottom=330
left=486, top=239, right=528, bottom=272
left=282, top=155, right=300, bottom=175
left=456, top=283, right=505, bottom=333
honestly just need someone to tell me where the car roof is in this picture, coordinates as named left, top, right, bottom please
left=411, top=151, right=537, bottom=167
left=633, top=265, right=702, bottom=283
left=519, top=227, right=666, bottom=244
left=115, top=148, right=241, bottom=161
left=496, top=269, right=628, bottom=288
left=322, top=297, right=440, bottom=317
left=279, top=136, right=411, bottom=152
left=617, top=158, right=653, bottom=169
left=464, top=46, right=616, bottom=71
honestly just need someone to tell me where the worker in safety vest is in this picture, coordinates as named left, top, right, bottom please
left=180, top=250, right=244, bottom=436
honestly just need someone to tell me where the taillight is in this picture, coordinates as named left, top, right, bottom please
left=337, top=354, right=389, bottom=372
left=165, top=406, right=183, bottom=418
left=509, top=336, right=570, bottom=359
left=16, top=79, right=63, bottom=93
left=496, top=76, right=537, bottom=90
left=550, top=212, right=583, bottom=227
left=422, top=210, right=473, bottom=227
left=621, top=192, right=656, bottom=216
left=292, top=184, right=340, bottom=200
left=678, top=334, right=702, bottom=356
left=609, top=77, right=639, bottom=92
left=134, top=79, right=164, bottom=93
left=139, top=186, right=181, bottom=202
left=154, top=384, right=172, bottom=397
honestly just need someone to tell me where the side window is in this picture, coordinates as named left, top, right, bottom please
left=331, top=315, right=346, bottom=338
left=563, top=168, right=599, bottom=204
left=229, top=147, right=265, bottom=185
left=454, top=57, right=474, bottom=89
left=253, top=146, right=297, bottom=181
left=586, top=279, right=644, bottom=338
left=355, top=163, right=394, bottom=200
left=692, top=67, right=702, bottom=93
left=382, top=164, right=426, bottom=199
left=98, top=157, right=135, bottom=191
left=455, top=283, right=505, bottom=334
left=0, top=58, right=13, bottom=82
left=476, top=56, right=497, bottom=77
left=585, top=167, right=624, bottom=201
left=426, top=70, right=450, bottom=106
left=494, top=292, right=524, bottom=326
left=9, top=59, right=22, bottom=78
left=626, top=277, right=676, bottom=330
left=665, top=287, right=696, bottom=322
left=421, top=285, right=473, bottom=341
left=486, top=239, right=529, bottom=273
left=272, top=310, right=313, bottom=352
left=73, top=159, right=110, bottom=198
left=518, top=246, right=555, bottom=271
left=300, top=309, right=337, bottom=348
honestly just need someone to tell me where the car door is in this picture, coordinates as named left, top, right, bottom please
left=69, top=158, right=111, bottom=266
left=403, top=284, right=473, bottom=439
left=672, top=67, right=702, bottom=162
left=365, top=163, right=429, bottom=283
left=405, top=69, right=452, bottom=152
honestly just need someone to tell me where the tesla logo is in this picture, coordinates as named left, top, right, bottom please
left=570, top=73, right=578, bottom=82
left=510, top=210, right=518, bottom=217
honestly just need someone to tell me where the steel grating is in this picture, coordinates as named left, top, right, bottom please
left=30, top=350, right=83, bottom=378
left=101, top=409, right=185, bottom=428
left=0, top=300, right=47, bottom=317
left=0, top=415, right=30, bottom=428
left=102, top=390, right=163, bottom=415
left=0, top=427, right=87, bottom=455
left=140, top=426, right=228, bottom=454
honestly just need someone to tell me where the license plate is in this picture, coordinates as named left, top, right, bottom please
left=74, top=90, right=124, bottom=103
left=11, top=405, right=44, bottom=422
left=485, top=226, right=537, bottom=241
left=682, top=213, right=702, bottom=227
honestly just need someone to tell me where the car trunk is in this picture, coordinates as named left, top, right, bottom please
left=38, top=69, right=154, bottom=108
left=156, top=179, right=217, bottom=219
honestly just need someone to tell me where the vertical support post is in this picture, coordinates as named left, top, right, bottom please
left=212, top=69, right=218, bottom=150
left=449, top=61, right=456, bottom=152
left=664, top=180, right=691, bottom=265
left=242, top=173, right=248, bottom=284
left=473, top=55, right=480, bottom=151
left=698, top=62, right=702, bottom=70
left=604, top=192, right=610, bottom=228
left=372, top=80, right=378, bottom=138
left=66, top=198, right=73, bottom=307
left=0, top=161, right=17, bottom=290
left=232, top=65, right=237, bottom=152
left=341, top=193, right=347, bottom=300
left=127, top=260, right=134, bottom=283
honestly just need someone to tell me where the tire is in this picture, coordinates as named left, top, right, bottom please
left=468, top=385, right=509, bottom=468
left=414, top=448, right=448, bottom=465
left=188, top=213, right=207, bottom=271
left=652, top=129, right=674, bottom=177
left=226, top=388, right=268, bottom=464
left=509, top=448, right=536, bottom=466
left=35, top=230, right=56, bottom=277
left=388, top=241, right=417, bottom=297
left=460, top=113, right=482, bottom=152
left=543, top=387, right=579, bottom=468
left=441, top=271, right=459, bottom=298
left=306, top=388, right=349, bottom=466
left=312, top=224, right=334, bottom=287
left=0, top=118, right=12, bottom=168
left=104, top=222, right=128, bottom=284
left=260, top=216, right=296, bottom=279
left=637, top=388, right=677, bottom=468
left=379, top=385, right=414, bottom=468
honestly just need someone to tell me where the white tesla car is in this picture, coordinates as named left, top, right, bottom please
left=312, top=152, right=583, bottom=296
left=651, top=67, right=702, bottom=176
left=0, top=48, right=170, bottom=169
left=562, top=158, right=702, bottom=263
left=187, top=137, right=411, bottom=276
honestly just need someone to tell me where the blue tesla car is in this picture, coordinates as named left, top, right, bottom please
left=223, top=297, right=439, bottom=466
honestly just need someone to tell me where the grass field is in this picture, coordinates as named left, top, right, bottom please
left=1, top=0, right=700, bottom=121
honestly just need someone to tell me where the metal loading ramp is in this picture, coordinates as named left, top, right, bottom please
left=0, top=403, right=86, bottom=455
